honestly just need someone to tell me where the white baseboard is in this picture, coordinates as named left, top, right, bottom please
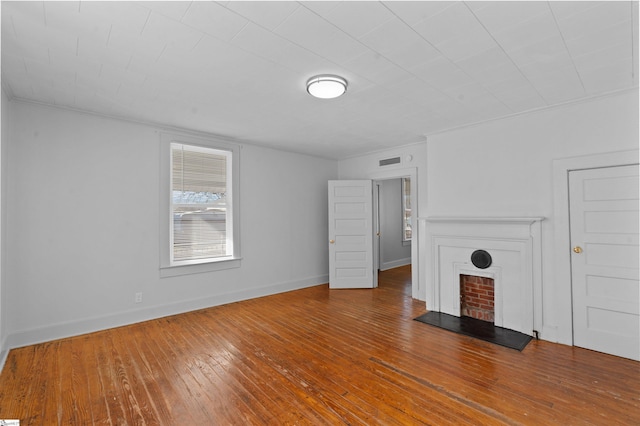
left=380, top=258, right=411, bottom=271
left=540, top=325, right=556, bottom=342
left=3, top=275, right=328, bottom=355
left=0, top=335, right=8, bottom=373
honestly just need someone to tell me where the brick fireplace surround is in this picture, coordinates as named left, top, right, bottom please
left=460, top=274, right=495, bottom=322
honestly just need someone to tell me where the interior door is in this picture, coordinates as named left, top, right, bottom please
left=569, top=164, right=639, bottom=360
left=328, top=180, right=376, bottom=289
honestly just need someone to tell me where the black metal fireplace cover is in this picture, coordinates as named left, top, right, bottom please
left=471, top=250, right=492, bottom=269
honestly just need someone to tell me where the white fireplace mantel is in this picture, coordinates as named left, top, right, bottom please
left=425, top=216, right=544, bottom=227
left=420, top=216, right=544, bottom=336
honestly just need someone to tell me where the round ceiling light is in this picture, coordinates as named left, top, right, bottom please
left=306, top=75, right=347, bottom=99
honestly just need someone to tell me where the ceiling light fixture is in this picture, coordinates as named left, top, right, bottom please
left=306, top=75, right=347, bottom=99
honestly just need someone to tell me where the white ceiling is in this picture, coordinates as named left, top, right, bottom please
left=2, top=1, right=638, bottom=159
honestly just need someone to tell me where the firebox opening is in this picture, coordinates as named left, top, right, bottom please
left=460, top=274, right=495, bottom=323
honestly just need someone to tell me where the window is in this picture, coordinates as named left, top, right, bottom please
left=402, top=177, right=412, bottom=242
left=161, top=133, right=240, bottom=275
left=171, top=143, right=232, bottom=263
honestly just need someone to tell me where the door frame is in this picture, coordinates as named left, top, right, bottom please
left=552, top=149, right=639, bottom=345
left=374, top=177, right=412, bottom=272
left=373, top=182, right=380, bottom=274
left=368, top=167, right=419, bottom=299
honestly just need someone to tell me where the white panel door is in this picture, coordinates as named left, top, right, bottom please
left=328, top=180, right=376, bottom=289
left=570, top=165, right=639, bottom=360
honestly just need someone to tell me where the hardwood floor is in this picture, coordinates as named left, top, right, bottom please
left=1, top=265, right=639, bottom=425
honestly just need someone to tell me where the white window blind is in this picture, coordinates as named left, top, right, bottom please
left=171, top=143, right=233, bottom=264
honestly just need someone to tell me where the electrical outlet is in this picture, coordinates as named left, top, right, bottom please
left=135, top=292, right=143, bottom=304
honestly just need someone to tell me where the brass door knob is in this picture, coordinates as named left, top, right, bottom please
left=573, top=246, right=583, bottom=254
left=329, top=239, right=335, bottom=244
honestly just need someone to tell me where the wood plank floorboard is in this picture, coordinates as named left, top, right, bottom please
left=1, top=265, right=639, bottom=425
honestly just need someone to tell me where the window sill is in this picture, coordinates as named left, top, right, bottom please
left=160, top=257, right=242, bottom=278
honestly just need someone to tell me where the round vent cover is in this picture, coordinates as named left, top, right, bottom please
left=471, top=250, right=492, bottom=269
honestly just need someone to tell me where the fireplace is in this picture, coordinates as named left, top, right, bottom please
left=422, top=217, right=544, bottom=336
left=460, top=274, right=495, bottom=322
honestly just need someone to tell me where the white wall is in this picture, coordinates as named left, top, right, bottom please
left=425, top=89, right=639, bottom=344
left=378, top=179, right=411, bottom=270
left=4, top=101, right=337, bottom=349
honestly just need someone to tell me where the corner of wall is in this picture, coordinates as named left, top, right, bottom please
left=0, top=86, right=8, bottom=374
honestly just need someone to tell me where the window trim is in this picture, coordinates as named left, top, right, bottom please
left=401, top=177, right=412, bottom=243
left=160, top=132, right=241, bottom=277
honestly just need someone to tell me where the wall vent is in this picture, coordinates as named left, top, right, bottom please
left=379, top=157, right=401, bottom=166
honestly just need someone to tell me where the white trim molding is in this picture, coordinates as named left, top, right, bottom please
left=380, top=257, right=411, bottom=271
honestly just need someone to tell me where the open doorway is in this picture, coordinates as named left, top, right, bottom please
left=375, top=178, right=412, bottom=274
left=370, top=165, right=419, bottom=300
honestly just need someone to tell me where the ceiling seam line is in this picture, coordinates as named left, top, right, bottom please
left=169, top=3, right=340, bottom=82
left=270, top=2, right=302, bottom=33
left=546, top=2, right=587, bottom=93
left=41, top=1, right=47, bottom=26
left=140, top=9, right=152, bottom=36
left=631, top=1, right=637, bottom=81
left=378, top=2, right=512, bottom=114
left=9, top=15, right=18, bottom=38
left=463, top=1, right=549, bottom=107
